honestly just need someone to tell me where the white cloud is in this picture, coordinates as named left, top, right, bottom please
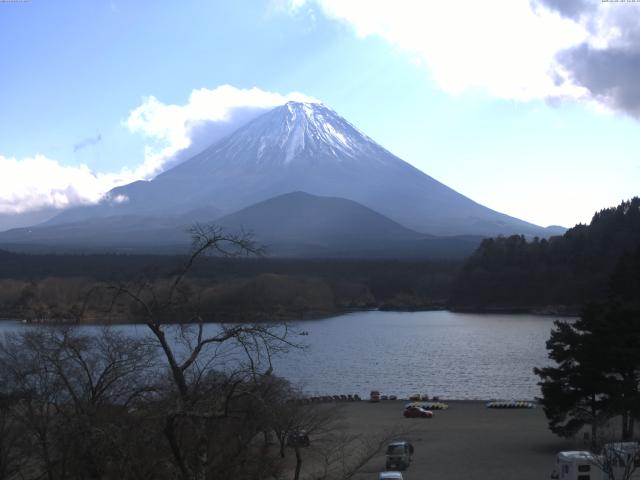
left=1, top=85, right=317, bottom=215
left=288, top=0, right=640, bottom=114
left=288, top=0, right=589, bottom=101
left=0, top=154, right=136, bottom=215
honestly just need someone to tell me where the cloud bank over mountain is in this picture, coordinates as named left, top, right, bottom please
left=0, top=86, right=316, bottom=219
left=124, top=85, right=318, bottom=178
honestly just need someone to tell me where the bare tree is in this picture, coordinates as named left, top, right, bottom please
left=280, top=403, right=338, bottom=480
left=103, top=225, right=300, bottom=480
left=0, top=225, right=306, bottom=480
left=0, top=391, right=27, bottom=480
left=307, top=425, right=412, bottom=480
left=0, top=327, right=159, bottom=480
left=598, top=443, right=640, bottom=480
left=586, top=423, right=640, bottom=480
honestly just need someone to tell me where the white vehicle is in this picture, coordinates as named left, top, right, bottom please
left=552, top=443, right=640, bottom=480
left=379, top=472, right=403, bottom=480
left=551, top=451, right=600, bottom=479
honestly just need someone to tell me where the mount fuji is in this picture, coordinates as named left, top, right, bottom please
left=0, top=102, right=562, bottom=256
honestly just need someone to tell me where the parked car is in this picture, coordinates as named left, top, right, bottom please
left=370, top=390, right=381, bottom=402
left=379, top=472, right=403, bottom=480
left=403, top=405, right=433, bottom=418
left=286, top=430, right=310, bottom=447
left=385, top=441, right=414, bottom=470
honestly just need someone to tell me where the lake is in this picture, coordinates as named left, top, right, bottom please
left=0, top=310, right=564, bottom=400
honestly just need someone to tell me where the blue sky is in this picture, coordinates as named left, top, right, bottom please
left=1, top=0, right=639, bottom=228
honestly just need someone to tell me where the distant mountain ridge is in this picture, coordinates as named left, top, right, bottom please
left=0, top=192, right=483, bottom=258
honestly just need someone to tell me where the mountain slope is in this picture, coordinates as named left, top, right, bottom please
left=216, top=191, right=426, bottom=256
left=0, top=215, right=191, bottom=252
left=0, top=192, right=482, bottom=258
left=49, top=102, right=554, bottom=237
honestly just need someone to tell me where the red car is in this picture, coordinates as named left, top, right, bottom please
left=403, top=405, right=433, bottom=418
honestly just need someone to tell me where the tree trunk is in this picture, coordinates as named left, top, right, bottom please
left=149, top=326, right=189, bottom=402
left=280, top=435, right=286, bottom=458
left=622, top=411, right=630, bottom=441
left=164, top=415, right=191, bottom=480
left=39, top=430, right=55, bottom=480
left=293, top=446, right=302, bottom=480
left=591, top=397, right=598, bottom=451
left=195, top=432, right=208, bottom=480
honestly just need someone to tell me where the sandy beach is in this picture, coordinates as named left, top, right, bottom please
left=301, top=400, right=579, bottom=480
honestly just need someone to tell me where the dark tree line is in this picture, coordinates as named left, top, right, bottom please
left=0, top=248, right=459, bottom=286
left=451, top=197, right=640, bottom=311
left=535, top=245, right=640, bottom=453
left=0, top=253, right=459, bottom=323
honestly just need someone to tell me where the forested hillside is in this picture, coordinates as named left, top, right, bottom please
left=0, top=253, right=458, bottom=322
left=450, top=198, right=640, bottom=312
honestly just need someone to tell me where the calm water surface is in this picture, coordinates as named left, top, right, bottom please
left=273, top=310, right=562, bottom=400
left=0, top=310, right=564, bottom=400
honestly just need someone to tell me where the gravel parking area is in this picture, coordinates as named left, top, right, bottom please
left=318, top=400, right=577, bottom=480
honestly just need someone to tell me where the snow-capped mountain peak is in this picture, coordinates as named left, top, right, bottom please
left=278, top=101, right=373, bottom=162
left=191, top=101, right=386, bottom=168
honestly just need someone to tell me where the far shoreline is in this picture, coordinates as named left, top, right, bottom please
left=0, top=305, right=578, bottom=326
